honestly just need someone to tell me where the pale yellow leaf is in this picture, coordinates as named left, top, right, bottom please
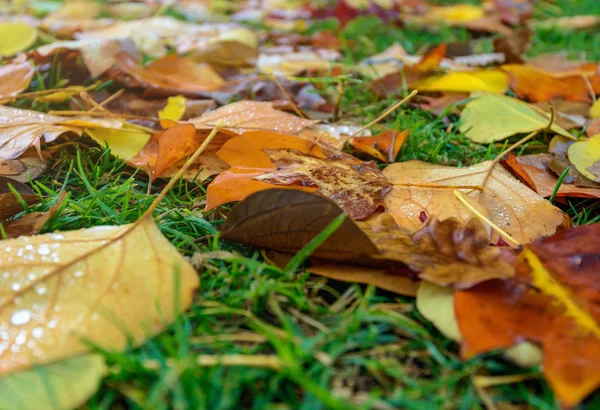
left=0, top=355, right=106, bottom=410
left=0, top=22, right=37, bottom=57
left=86, top=124, right=151, bottom=160
left=0, top=217, right=198, bottom=375
left=590, top=99, right=600, bottom=119
left=412, top=71, right=509, bottom=94
left=567, top=134, right=600, bottom=182
left=158, top=96, right=187, bottom=121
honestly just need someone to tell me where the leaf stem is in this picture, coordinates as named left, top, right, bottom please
left=350, top=90, right=418, bottom=138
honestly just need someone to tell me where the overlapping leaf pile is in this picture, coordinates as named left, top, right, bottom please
left=1, top=0, right=600, bottom=408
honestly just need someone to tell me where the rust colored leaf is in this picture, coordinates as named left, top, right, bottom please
left=455, top=224, right=600, bottom=407
left=0, top=176, right=39, bottom=220
left=383, top=160, right=567, bottom=244
left=349, top=130, right=408, bottom=163
left=221, top=189, right=513, bottom=289
left=3, top=191, right=66, bottom=239
left=0, top=61, right=34, bottom=100
left=112, top=51, right=225, bottom=97
left=493, top=28, right=532, bottom=64
left=504, top=153, right=600, bottom=198
left=502, top=64, right=600, bottom=102
left=207, top=131, right=390, bottom=220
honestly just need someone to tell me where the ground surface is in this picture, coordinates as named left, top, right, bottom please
left=14, top=0, right=600, bottom=409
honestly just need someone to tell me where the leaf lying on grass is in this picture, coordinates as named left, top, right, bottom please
left=0, top=176, right=39, bottom=220
left=221, top=189, right=513, bottom=288
left=0, top=216, right=198, bottom=375
left=349, top=130, right=408, bottom=163
left=456, top=224, right=600, bottom=407
left=567, top=134, right=600, bottom=182
left=2, top=191, right=67, bottom=239
left=458, top=91, right=572, bottom=143
left=0, top=354, right=106, bottom=410
left=382, top=160, right=567, bottom=244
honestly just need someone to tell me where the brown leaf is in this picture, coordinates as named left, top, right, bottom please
left=0, top=176, right=39, bottom=220
left=382, top=160, right=567, bottom=244
left=456, top=224, right=600, bottom=407
left=349, top=130, right=408, bottom=163
left=493, top=28, right=532, bottom=64
left=207, top=131, right=390, bottom=220
left=221, top=189, right=513, bottom=288
left=0, top=61, right=34, bottom=101
left=111, top=52, right=225, bottom=97
left=504, top=153, right=600, bottom=198
left=0, top=152, right=47, bottom=183
left=3, top=191, right=67, bottom=238
left=0, top=217, right=198, bottom=375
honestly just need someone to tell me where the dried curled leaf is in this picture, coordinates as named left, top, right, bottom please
left=207, top=131, right=390, bottom=220
left=3, top=191, right=66, bottom=239
left=0, top=177, right=39, bottom=220
left=383, top=160, right=567, bottom=244
left=456, top=224, right=600, bottom=407
left=222, top=189, right=513, bottom=288
left=0, top=217, right=198, bottom=375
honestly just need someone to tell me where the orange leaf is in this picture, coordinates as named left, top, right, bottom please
left=349, top=130, right=408, bottom=162
left=455, top=224, right=600, bottom=407
left=113, top=52, right=225, bottom=96
left=0, top=60, right=34, bottom=100
left=502, top=64, right=600, bottom=102
left=206, top=131, right=390, bottom=219
left=412, top=44, right=446, bottom=72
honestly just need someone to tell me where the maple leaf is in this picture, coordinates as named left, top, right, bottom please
left=0, top=216, right=198, bottom=375
left=0, top=106, right=123, bottom=160
left=111, top=52, right=225, bottom=97
left=221, top=189, right=513, bottom=289
left=206, top=131, right=390, bottom=220
left=455, top=224, right=600, bottom=407
left=382, top=160, right=567, bottom=244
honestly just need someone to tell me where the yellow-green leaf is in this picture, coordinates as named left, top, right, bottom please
left=568, top=134, right=600, bottom=182
left=158, top=95, right=187, bottom=121
left=459, top=91, right=573, bottom=143
left=590, top=99, right=600, bottom=119
left=412, top=70, right=509, bottom=94
left=86, top=124, right=151, bottom=159
left=0, top=355, right=106, bottom=410
left=0, top=22, right=38, bottom=57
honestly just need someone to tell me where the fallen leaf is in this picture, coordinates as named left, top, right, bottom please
left=349, top=130, right=408, bottom=163
left=548, top=135, right=600, bottom=187
left=567, top=134, right=600, bottom=182
left=383, top=160, right=567, bottom=244
left=158, top=96, right=187, bottom=121
left=188, top=101, right=318, bottom=134
left=0, top=154, right=47, bottom=183
left=504, top=153, right=600, bottom=198
left=458, top=91, right=572, bottom=143
left=587, top=118, right=600, bottom=137
left=86, top=124, right=151, bottom=160
left=0, top=176, right=39, bottom=220
left=112, top=52, right=225, bottom=97
left=0, top=216, right=198, bottom=375
left=414, top=93, right=469, bottom=116
left=456, top=224, right=600, bottom=407
left=0, top=354, right=106, bottom=410
left=492, top=0, right=533, bottom=25
left=532, top=15, right=600, bottom=31
left=207, top=131, right=390, bottom=220
left=0, top=106, right=123, bottom=160
left=3, top=191, right=67, bottom=239
left=493, top=28, right=532, bottom=64
left=590, top=99, right=600, bottom=119
left=0, top=21, right=38, bottom=57
left=411, top=70, right=509, bottom=94
left=533, top=99, right=590, bottom=130
left=34, top=38, right=140, bottom=78
left=0, top=60, right=34, bottom=100
left=502, top=64, right=600, bottom=103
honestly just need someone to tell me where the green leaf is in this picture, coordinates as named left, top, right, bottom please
left=0, top=355, right=106, bottom=410
left=459, top=91, right=573, bottom=143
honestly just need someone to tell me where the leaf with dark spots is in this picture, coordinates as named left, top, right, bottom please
left=456, top=224, right=600, bottom=407
left=221, top=189, right=514, bottom=289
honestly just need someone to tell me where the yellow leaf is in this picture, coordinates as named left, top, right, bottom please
left=86, top=124, right=151, bottom=159
left=0, top=22, right=38, bottom=57
left=430, top=4, right=485, bottom=22
left=567, top=134, right=600, bottom=182
left=590, top=99, right=600, bottom=119
left=0, top=355, right=106, bottom=410
left=412, top=70, right=509, bottom=94
left=35, top=86, right=89, bottom=103
left=0, top=217, right=198, bottom=375
left=158, top=95, right=187, bottom=121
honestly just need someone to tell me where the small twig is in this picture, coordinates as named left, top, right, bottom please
left=453, top=190, right=521, bottom=247
left=267, top=70, right=308, bottom=119
left=350, top=90, right=418, bottom=138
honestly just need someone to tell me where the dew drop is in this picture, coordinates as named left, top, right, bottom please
left=32, top=327, right=44, bottom=339
left=11, top=310, right=31, bottom=326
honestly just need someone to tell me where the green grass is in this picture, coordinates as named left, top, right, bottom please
left=6, top=0, right=600, bottom=409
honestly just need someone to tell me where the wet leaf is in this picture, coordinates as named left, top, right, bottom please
left=222, top=189, right=513, bottom=288
left=0, top=177, right=39, bottom=220
left=0, top=217, right=198, bottom=375
left=456, top=224, right=600, bottom=407
left=0, top=354, right=106, bottom=410
left=383, top=160, right=567, bottom=244
left=0, top=22, right=37, bottom=57
left=458, top=91, right=572, bottom=143
left=207, top=131, right=390, bottom=220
